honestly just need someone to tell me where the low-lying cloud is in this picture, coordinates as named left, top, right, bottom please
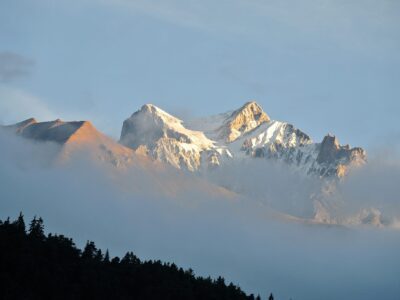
left=0, top=131, right=399, bottom=300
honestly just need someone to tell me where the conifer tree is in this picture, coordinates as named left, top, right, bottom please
left=15, top=212, right=26, bottom=233
left=28, top=216, right=45, bottom=240
left=82, top=241, right=97, bottom=260
left=104, top=249, right=110, bottom=263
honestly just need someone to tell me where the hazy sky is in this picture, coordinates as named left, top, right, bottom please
left=1, top=0, right=399, bottom=148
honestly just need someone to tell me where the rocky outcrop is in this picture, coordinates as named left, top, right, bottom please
left=314, top=134, right=366, bottom=177
left=216, top=101, right=270, bottom=143
left=120, top=104, right=231, bottom=171
left=5, top=103, right=360, bottom=178
left=120, top=102, right=366, bottom=178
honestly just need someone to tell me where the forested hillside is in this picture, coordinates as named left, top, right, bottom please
left=0, top=213, right=268, bottom=300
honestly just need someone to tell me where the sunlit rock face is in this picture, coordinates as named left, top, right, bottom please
left=3, top=118, right=139, bottom=168
left=314, top=134, right=366, bottom=177
left=183, top=101, right=366, bottom=178
left=5, top=101, right=366, bottom=178
left=6, top=118, right=83, bottom=143
left=120, top=102, right=366, bottom=178
left=216, top=101, right=270, bottom=143
left=119, top=104, right=231, bottom=171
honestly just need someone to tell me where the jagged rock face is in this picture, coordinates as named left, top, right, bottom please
left=186, top=102, right=366, bottom=178
left=240, top=122, right=312, bottom=155
left=217, top=101, right=270, bottom=143
left=121, top=102, right=366, bottom=178
left=317, top=135, right=366, bottom=166
left=314, top=135, right=366, bottom=177
left=4, top=118, right=137, bottom=168
left=120, top=104, right=231, bottom=171
left=238, top=121, right=318, bottom=173
left=242, top=131, right=366, bottom=178
left=317, top=135, right=341, bottom=164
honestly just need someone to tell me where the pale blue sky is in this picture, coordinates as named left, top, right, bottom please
left=1, top=0, right=399, bottom=148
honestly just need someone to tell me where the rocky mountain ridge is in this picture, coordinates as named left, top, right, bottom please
left=3, top=101, right=366, bottom=178
left=1, top=107, right=385, bottom=227
left=4, top=117, right=138, bottom=167
left=119, top=104, right=232, bottom=171
left=121, top=101, right=366, bottom=178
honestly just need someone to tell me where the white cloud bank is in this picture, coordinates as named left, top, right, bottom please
left=0, top=130, right=399, bottom=300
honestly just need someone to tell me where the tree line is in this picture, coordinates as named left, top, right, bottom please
left=0, top=213, right=274, bottom=300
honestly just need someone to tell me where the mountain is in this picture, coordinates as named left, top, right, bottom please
left=1, top=117, right=237, bottom=200
left=122, top=102, right=366, bottom=178
left=1, top=105, right=388, bottom=227
left=4, top=102, right=365, bottom=178
left=4, top=118, right=138, bottom=168
left=120, top=104, right=232, bottom=171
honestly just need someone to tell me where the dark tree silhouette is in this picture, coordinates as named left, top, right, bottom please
left=0, top=213, right=267, bottom=300
left=104, top=249, right=110, bottom=263
left=15, top=211, right=26, bottom=233
left=28, top=216, right=45, bottom=240
left=269, top=293, right=274, bottom=300
left=82, top=240, right=97, bottom=259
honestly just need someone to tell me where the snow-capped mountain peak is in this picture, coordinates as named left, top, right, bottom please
left=120, top=104, right=231, bottom=171
left=217, top=101, right=271, bottom=143
left=185, top=101, right=270, bottom=143
left=139, top=103, right=183, bottom=126
left=121, top=101, right=366, bottom=178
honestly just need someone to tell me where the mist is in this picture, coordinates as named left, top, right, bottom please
left=331, top=150, right=400, bottom=223
left=0, top=131, right=399, bottom=300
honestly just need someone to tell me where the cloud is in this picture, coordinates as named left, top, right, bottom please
left=0, top=130, right=399, bottom=300
left=205, top=147, right=400, bottom=228
left=97, top=0, right=400, bottom=57
left=327, top=148, right=400, bottom=223
left=0, top=51, right=34, bottom=83
left=0, top=87, right=57, bottom=125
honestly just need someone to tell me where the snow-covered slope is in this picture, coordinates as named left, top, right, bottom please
left=7, top=101, right=365, bottom=178
left=120, top=104, right=231, bottom=171
left=185, top=101, right=270, bottom=142
left=122, top=102, right=366, bottom=178
left=232, top=123, right=365, bottom=178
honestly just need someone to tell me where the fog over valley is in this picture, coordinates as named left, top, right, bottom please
left=1, top=119, right=399, bottom=300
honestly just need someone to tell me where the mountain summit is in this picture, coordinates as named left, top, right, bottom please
left=216, top=101, right=270, bottom=142
left=119, top=104, right=231, bottom=171
left=121, top=101, right=366, bottom=178
left=3, top=101, right=366, bottom=178
left=4, top=118, right=136, bottom=167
